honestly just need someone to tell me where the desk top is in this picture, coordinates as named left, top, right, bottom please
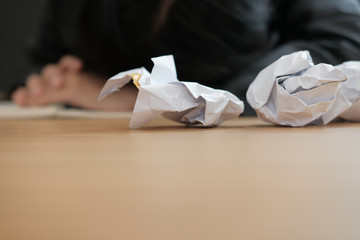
left=1, top=117, right=360, bottom=240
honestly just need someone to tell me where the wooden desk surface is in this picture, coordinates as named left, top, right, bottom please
left=1, top=117, right=360, bottom=240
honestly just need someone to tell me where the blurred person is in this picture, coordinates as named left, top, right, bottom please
left=11, top=0, right=360, bottom=114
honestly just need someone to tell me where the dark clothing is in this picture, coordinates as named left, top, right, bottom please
left=30, top=0, right=360, bottom=113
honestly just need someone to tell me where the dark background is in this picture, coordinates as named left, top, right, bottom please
left=0, top=0, right=47, bottom=99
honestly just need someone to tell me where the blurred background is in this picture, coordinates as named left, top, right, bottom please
left=0, top=0, right=46, bottom=99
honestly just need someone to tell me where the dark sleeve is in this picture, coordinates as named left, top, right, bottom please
left=223, top=0, right=360, bottom=114
left=28, top=0, right=76, bottom=67
left=272, top=0, right=360, bottom=64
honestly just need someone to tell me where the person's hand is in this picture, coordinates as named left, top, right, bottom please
left=12, top=55, right=137, bottom=111
left=12, top=55, right=83, bottom=107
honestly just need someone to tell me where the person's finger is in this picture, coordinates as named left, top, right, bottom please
left=27, top=74, right=45, bottom=97
left=58, top=55, right=83, bottom=72
left=25, top=74, right=49, bottom=105
left=41, top=64, right=64, bottom=88
left=11, top=87, right=28, bottom=106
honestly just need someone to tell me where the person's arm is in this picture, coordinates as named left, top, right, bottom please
left=223, top=0, right=360, bottom=113
left=270, top=0, right=360, bottom=64
left=28, top=0, right=73, bottom=68
left=12, top=0, right=138, bottom=111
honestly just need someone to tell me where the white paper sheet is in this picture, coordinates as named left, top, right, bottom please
left=337, top=61, right=360, bottom=121
left=246, top=51, right=360, bottom=126
left=98, top=55, right=244, bottom=129
left=0, top=101, right=132, bottom=119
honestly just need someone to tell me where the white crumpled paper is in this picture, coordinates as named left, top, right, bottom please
left=246, top=51, right=360, bottom=126
left=98, top=55, right=244, bottom=129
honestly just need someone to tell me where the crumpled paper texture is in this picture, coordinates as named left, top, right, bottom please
left=99, top=55, right=244, bottom=129
left=246, top=51, right=360, bottom=126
